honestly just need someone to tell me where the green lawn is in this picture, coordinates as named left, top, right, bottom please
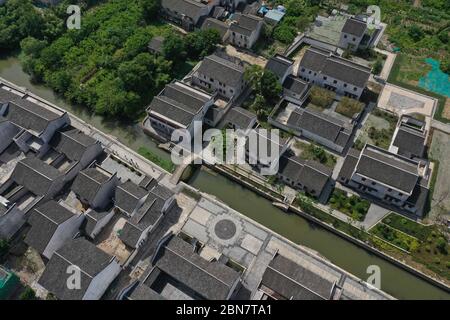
left=138, top=146, right=175, bottom=173
left=295, top=141, right=337, bottom=169
left=329, top=189, right=370, bottom=221
left=378, top=212, right=450, bottom=279
left=355, top=108, right=398, bottom=150
left=382, top=213, right=432, bottom=242
left=370, top=223, right=421, bottom=252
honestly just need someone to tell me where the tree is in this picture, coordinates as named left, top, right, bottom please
left=141, top=0, right=161, bottom=21
left=273, top=23, right=297, bottom=44
left=19, top=287, right=36, bottom=300
left=162, top=33, right=186, bottom=61
left=0, top=0, right=44, bottom=50
left=408, top=25, right=424, bottom=42
left=372, top=58, right=383, bottom=75
left=436, top=237, right=448, bottom=254
left=20, top=37, right=47, bottom=58
left=0, top=239, right=9, bottom=260
left=440, top=56, right=450, bottom=74
left=244, top=65, right=264, bottom=92
left=261, top=71, right=282, bottom=102
left=184, top=29, right=221, bottom=59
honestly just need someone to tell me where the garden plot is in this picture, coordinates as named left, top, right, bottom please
left=428, top=130, right=450, bottom=220
left=354, top=109, right=397, bottom=150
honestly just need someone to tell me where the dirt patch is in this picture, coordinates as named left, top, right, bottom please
left=96, top=216, right=132, bottom=264
left=428, top=130, right=450, bottom=220
left=225, top=45, right=267, bottom=67
left=442, top=98, right=450, bottom=120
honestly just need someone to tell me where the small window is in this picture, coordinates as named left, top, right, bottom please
left=353, top=37, right=356, bottom=41
left=333, top=80, right=337, bottom=84
left=344, top=83, right=347, bottom=88
left=344, top=35, right=347, bottom=39
left=353, top=87, right=357, bottom=91
left=308, top=71, right=312, bottom=74
left=301, top=68, right=305, bottom=72
left=323, top=76, right=327, bottom=80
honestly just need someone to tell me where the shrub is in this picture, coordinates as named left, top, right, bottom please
left=335, top=97, right=364, bottom=118
left=309, top=86, right=335, bottom=108
left=20, top=287, right=36, bottom=300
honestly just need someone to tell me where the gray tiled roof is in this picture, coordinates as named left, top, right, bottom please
left=300, top=48, right=371, bottom=88
left=115, top=180, right=148, bottom=215
left=201, top=18, right=229, bottom=39
left=148, top=82, right=212, bottom=127
left=153, top=236, right=241, bottom=300
left=299, top=47, right=330, bottom=72
left=287, top=107, right=353, bottom=148
left=265, top=54, right=294, bottom=80
left=0, top=87, right=22, bottom=103
left=84, top=209, right=110, bottom=237
left=119, top=189, right=168, bottom=248
left=150, top=184, right=174, bottom=202
left=161, top=0, right=206, bottom=20
left=128, top=283, right=165, bottom=300
left=2, top=99, right=62, bottom=134
left=278, top=155, right=331, bottom=196
left=38, top=238, right=113, bottom=300
left=0, top=205, right=25, bottom=241
left=341, top=17, right=367, bottom=37
left=148, top=36, right=164, bottom=54
left=230, top=13, right=262, bottom=36
left=338, top=148, right=360, bottom=181
left=392, top=126, right=426, bottom=157
left=196, top=54, right=245, bottom=88
left=71, top=168, right=110, bottom=204
left=11, top=156, right=61, bottom=196
left=283, top=75, right=308, bottom=95
left=321, top=56, right=371, bottom=88
left=25, top=201, right=76, bottom=254
left=50, top=127, right=98, bottom=161
left=261, top=253, right=334, bottom=300
left=223, top=107, right=256, bottom=130
left=356, top=146, right=419, bottom=193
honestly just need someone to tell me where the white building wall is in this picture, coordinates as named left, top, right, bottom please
left=92, top=175, right=119, bottom=210
left=338, top=32, right=363, bottom=51
left=83, top=259, right=122, bottom=300
left=43, top=214, right=85, bottom=259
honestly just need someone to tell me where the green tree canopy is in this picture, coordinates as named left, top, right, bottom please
left=261, top=70, right=282, bottom=102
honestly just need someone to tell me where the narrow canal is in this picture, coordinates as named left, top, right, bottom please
left=1, top=56, right=449, bottom=300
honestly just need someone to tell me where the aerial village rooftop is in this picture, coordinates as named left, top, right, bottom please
left=0, top=0, right=449, bottom=301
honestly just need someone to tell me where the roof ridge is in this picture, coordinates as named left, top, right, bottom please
left=54, top=251, right=95, bottom=279
left=267, top=264, right=327, bottom=300
left=164, top=242, right=234, bottom=289
left=157, top=96, right=197, bottom=116
left=20, top=159, right=55, bottom=182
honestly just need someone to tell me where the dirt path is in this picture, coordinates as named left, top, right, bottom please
left=225, top=45, right=267, bottom=67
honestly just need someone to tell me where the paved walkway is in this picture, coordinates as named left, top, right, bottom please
left=361, top=204, right=390, bottom=230
left=374, top=48, right=396, bottom=81
left=431, top=119, right=450, bottom=134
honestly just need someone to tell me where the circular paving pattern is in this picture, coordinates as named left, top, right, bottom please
left=214, top=219, right=237, bottom=240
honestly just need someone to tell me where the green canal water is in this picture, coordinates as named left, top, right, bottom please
left=1, top=55, right=449, bottom=300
